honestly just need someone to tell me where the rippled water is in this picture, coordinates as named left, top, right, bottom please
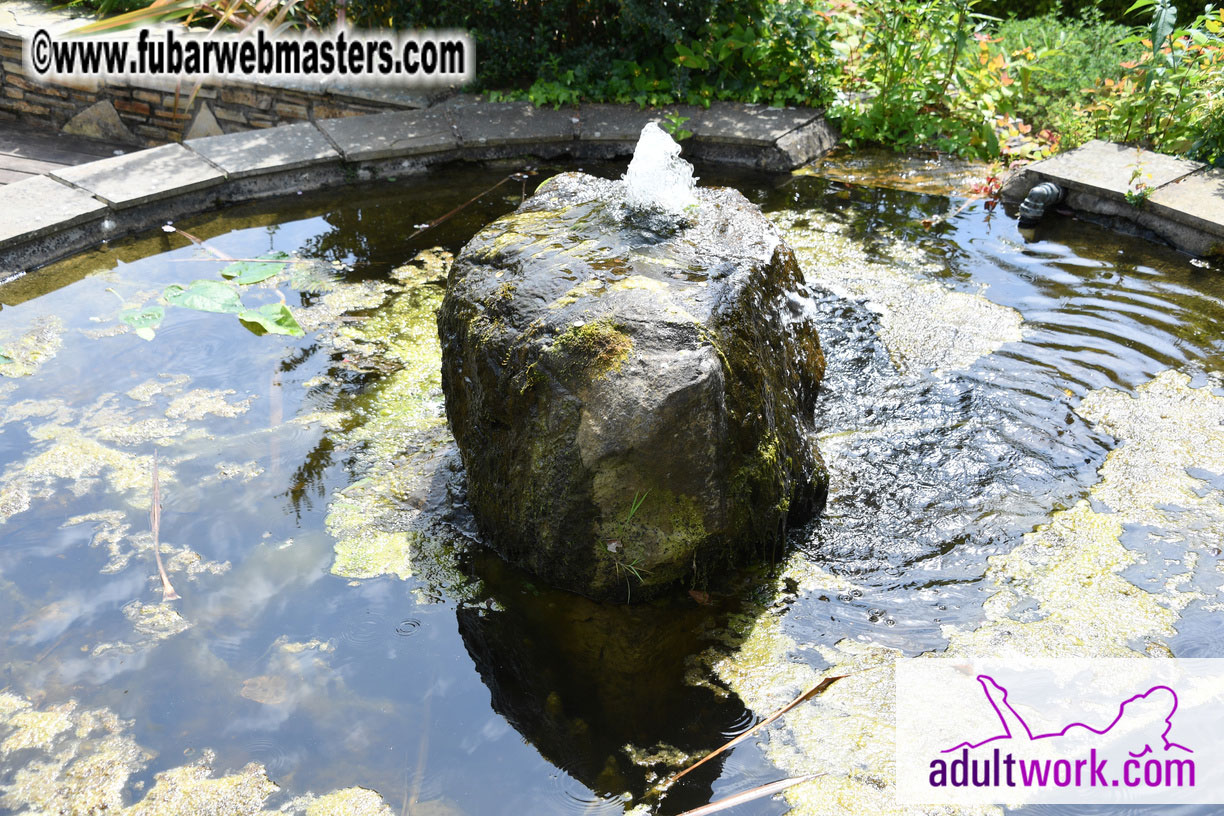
left=0, top=159, right=1221, bottom=816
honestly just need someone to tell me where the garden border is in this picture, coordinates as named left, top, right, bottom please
left=0, top=100, right=836, bottom=276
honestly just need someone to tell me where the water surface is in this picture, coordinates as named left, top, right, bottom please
left=0, top=158, right=1221, bottom=815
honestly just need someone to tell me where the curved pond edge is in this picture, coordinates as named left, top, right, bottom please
left=1002, top=139, right=1224, bottom=259
left=0, top=100, right=836, bottom=277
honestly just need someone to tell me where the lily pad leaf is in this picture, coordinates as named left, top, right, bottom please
left=119, top=305, right=165, bottom=330
left=221, top=251, right=290, bottom=284
left=238, top=303, right=304, bottom=337
left=164, top=280, right=244, bottom=314
left=135, top=327, right=157, bottom=342
left=0, top=349, right=11, bottom=365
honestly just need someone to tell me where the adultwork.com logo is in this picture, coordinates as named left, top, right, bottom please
left=896, top=659, right=1224, bottom=806
left=931, top=675, right=1193, bottom=789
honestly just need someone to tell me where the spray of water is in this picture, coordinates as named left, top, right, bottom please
left=621, top=122, right=698, bottom=216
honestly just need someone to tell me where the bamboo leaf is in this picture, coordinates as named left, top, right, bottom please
left=69, top=0, right=199, bottom=35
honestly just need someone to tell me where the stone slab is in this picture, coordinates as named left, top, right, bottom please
left=0, top=173, right=106, bottom=248
left=51, top=143, right=224, bottom=208
left=775, top=115, right=838, bottom=168
left=327, top=85, right=435, bottom=109
left=577, top=104, right=674, bottom=142
left=62, top=100, right=139, bottom=144
left=187, top=122, right=340, bottom=178
left=1147, top=167, right=1224, bottom=239
left=451, top=101, right=577, bottom=147
left=184, top=103, right=223, bottom=141
left=0, top=0, right=84, bottom=39
left=690, top=102, right=821, bottom=146
left=316, top=108, right=456, bottom=161
left=1026, top=139, right=1200, bottom=202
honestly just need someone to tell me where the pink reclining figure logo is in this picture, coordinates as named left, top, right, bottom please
left=943, top=675, right=1193, bottom=758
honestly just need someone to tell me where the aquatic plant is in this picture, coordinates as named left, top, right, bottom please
left=149, top=450, right=180, bottom=602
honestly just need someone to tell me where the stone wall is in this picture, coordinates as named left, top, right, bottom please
left=0, top=31, right=427, bottom=146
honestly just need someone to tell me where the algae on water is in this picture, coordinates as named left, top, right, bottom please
left=696, top=367, right=1224, bottom=814
left=0, top=316, right=64, bottom=378
left=1077, top=369, right=1224, bottom=541
left=772, top=211, right=1022, bottom=373
left=0, top=250, right=453, bottom=813
left=317, top=251, right=473, bottom=595
left=63, top=511, right=230, bottom=577
left=0, top=689, right=398, bottom=815
left=288, top=786, right=394, bottom=816
left=164, top=389, right=253, bottom=421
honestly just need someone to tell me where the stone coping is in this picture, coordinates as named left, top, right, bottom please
left=1002, top=139, right=1224, bottom=258
left=0, top=101, right=837, bottom=275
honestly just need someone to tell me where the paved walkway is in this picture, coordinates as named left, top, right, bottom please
left=0, top=119, right=131, bottom=186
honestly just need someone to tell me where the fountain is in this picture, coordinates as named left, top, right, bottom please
left=438, top=123, right=828, bottom=601
left=620, top=121, right=699, bottom=216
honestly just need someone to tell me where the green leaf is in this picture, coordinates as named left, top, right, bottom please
left=237, top=303, right=304, bottom=337
left=135, top=327, right=157, bottom=342
left=1153, top=1, right=1178, bottom=48
left=220, top=251, right=290, bottom=284
left=119, top=305, right=164, bottom=330
left=164, top=280, right=244, bottom=314
left=983, top=121, right=1000, bottom=157
left=0, top=349, right=12, bottom=365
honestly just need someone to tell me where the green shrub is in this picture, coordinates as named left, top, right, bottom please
left=976, top=0, right=1205, bottom=23
left=991, top=10, right=1141, bottom=147
left=1190, top=73, right=1224, bottom=165
left=66, top=0, right=149, bottom=13
left=830, top=0, right=1014, bottom=158
left=306, top=0, right=836, bottom=105
left=1075, top=1, right=1224, bottom=158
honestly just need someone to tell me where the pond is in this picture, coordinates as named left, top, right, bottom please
left=1, top=156, right=1222, bottom=816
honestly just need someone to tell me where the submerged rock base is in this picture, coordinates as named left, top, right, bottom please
left=439, top=171, right=827, bottom=601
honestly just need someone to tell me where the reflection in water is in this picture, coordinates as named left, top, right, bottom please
left=0, top=159, right=1221, bottom=815
left=459, top=552, right=744, bottom=812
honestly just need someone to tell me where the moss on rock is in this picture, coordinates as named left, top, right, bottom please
left=549, top=318, right=633, bottom=382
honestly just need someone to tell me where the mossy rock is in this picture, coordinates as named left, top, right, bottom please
left=438, top=172, right=828, bottom=601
